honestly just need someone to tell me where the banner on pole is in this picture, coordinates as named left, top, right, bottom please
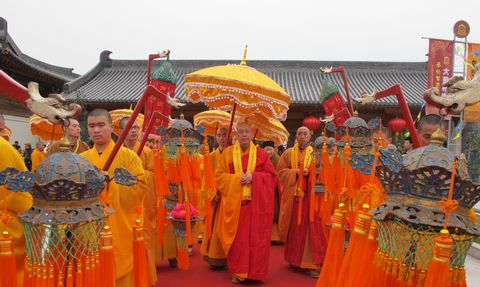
left=467, top=42, right=480, bottom=80
left=426, top=39, right=454, bottom=115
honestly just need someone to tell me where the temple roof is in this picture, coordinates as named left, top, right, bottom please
left=0, top=17, right=78, bottom=91
left=62, top=50, right=428, bottom=107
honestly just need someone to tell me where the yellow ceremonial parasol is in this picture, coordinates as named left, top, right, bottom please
left=237, top=114, right=290, bottom=145
left=29, top=114, right=63, bottom=141
left=185, top=46, right=292, bottom=141
left=193, top=110, right=231, bottom=136
left=110, top=109, right=144, bottom=136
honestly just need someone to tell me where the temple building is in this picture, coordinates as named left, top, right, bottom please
left=62, top=50, right=427, bottom=137
left=0, top=17, right=78, bottom=144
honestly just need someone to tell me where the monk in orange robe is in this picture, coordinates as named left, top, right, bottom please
left=119, top=117, right=157, bottom=286
left=30, top=141, right=46, bottom=171
left=216, top=122, right=277, bottom=283
left=278, top=126, right=327, bottom=278
left=201, top=127, right=228, bottom=269
left=81, top=109, right=146, bottom=287
left=47, top=118, right=89, bottom=155
left=0, top=136, right=33, bottom=285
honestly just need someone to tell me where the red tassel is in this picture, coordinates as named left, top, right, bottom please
left=47, top=264, right=55, bottom=287
left=316, top=204, right=347, bottom=287
left=75, top=259, right=83, bottom=287
left=424, top=229, right=453, bottom=287
left=0, top=231, right=17, bottom=287
left=133, top=219, right=149, bottom=287
left=99, top=226, right=114, bottom=287
left=361, top=222, right=379, bottom=286
left=57, top=271, right=64, bottom=287
left=23, top=258, right=32, bottom=287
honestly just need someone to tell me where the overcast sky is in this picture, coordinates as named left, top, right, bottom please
left=3, top=0, right=480, bottom=74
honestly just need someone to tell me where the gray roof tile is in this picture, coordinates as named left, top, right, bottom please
left=63, top=51, right=427, bottom=107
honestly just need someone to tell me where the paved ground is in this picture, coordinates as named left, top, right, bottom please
left=466, top=254, right=480, bottom=287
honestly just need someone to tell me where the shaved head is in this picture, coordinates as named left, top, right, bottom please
left=236, top=122, right=253, bottom=149
left=296, top=126, right=311, bottom=148
left=216, top=127, right=229, bottom=149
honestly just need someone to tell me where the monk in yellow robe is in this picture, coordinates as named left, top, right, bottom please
left=261, top=140, right=281, bottom=243
left=47, top=118, right=89, bottom=155
left=119, top=116, right=157, bottom=286
left=278, top=127, right=327, bottom=278
left=81, top=109, right=146, bottom=287
left=0, top=135, right=33, bottom=285
left=0, top=114, right=11, bottom=141
left=30, top=141, right=46, bottom=171
left=201, top=127, right=228, bottom=269
left=216, top=122, right=278, bottom=283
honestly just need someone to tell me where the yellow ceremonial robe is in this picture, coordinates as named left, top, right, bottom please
left=131, top=142, right=157, bottom=286
left=81, top=140, right=146, bottom=287
left=30, top=149, right=46, bottom=171
left=0, top=136, right=33, bottom=285
left=200, top=148, right=227, bottom=266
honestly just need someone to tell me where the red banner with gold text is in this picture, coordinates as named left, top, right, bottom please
left=426, top=39, right=453, bottom=115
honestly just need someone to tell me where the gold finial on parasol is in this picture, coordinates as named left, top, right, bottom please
left=240, top=45, right=248, bottom=66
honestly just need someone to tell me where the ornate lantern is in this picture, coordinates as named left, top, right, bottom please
left=387, top=117, right=406, bottom=133
left=303, top=115, right=321, bottom=131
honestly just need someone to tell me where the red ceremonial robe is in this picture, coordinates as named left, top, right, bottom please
left=216, top=145, right=277, bottom=280
left=278, top=148, right=327, bottom=269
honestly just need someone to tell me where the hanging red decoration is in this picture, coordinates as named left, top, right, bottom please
left=388, top=117, right=407, bottom=133
left=303, top=116, right=321, bottom=131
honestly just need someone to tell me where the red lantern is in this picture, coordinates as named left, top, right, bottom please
left=303, top=116, right=321, bottom=131
left=388, top=117, right=407, bottom=133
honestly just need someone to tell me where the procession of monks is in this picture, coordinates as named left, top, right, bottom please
left=0, top=109, right=447, bottom=286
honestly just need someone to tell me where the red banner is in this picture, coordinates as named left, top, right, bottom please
left=322, top=92, right=350, bottom=126
left=143, top=80, right=176, bottom=134
left=426, top=39, right=454, bottom=115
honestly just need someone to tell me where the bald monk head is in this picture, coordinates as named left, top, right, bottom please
left=87, top=109, right=113, bottom=151
left=236, top=122, right=253, bottom=151
left=216, top=127, right=229, bottom=150
left=296, top=126, right=311, bottom=149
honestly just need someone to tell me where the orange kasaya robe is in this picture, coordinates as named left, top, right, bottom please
left=277, top=146, right=327, bottom=270
left=30, top=148, right=46, bottom=171
left=131, top=141, right=157, bottom=286
left=216, top=142, right=277, bottom=280
left=200, top=148, right=227, bottom=267
left=81, top=140, right=146, bottom=287
left=0, top=136, right=33, bottom=286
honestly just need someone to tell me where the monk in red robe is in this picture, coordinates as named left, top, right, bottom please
left=216, top=122, right=277, bottom=283
left=278, top=126, right=327, bottom=277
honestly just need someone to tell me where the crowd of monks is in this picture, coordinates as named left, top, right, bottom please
left=0, top=109, right=447, bottom=286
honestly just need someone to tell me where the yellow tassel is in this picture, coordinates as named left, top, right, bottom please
left=133, top=219, right=149, bottom=287
left=316, top=204, right=347, bottom=287
left=99, top=226, right=114, bottom=287
left=0, top=231, right=17, bottom=287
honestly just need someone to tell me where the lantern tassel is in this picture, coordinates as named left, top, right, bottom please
left=99, top=226, right=114, bottom=287
left=0, top=231, right=17, bottom=287
left=133, top=219, right=149, bottom=287
left=316, top=204, right=347, bottom=287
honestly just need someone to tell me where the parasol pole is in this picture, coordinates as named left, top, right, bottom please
left=226, top=103, right=237, bottom=145
left=213, top=122, right=219, bottom=149
left=103, top=85, right=167, bottom=171
left=137, top=111, right=168, bottom=156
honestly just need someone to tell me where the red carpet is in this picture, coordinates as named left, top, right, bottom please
left=156, top=244, right=317, bottom=287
